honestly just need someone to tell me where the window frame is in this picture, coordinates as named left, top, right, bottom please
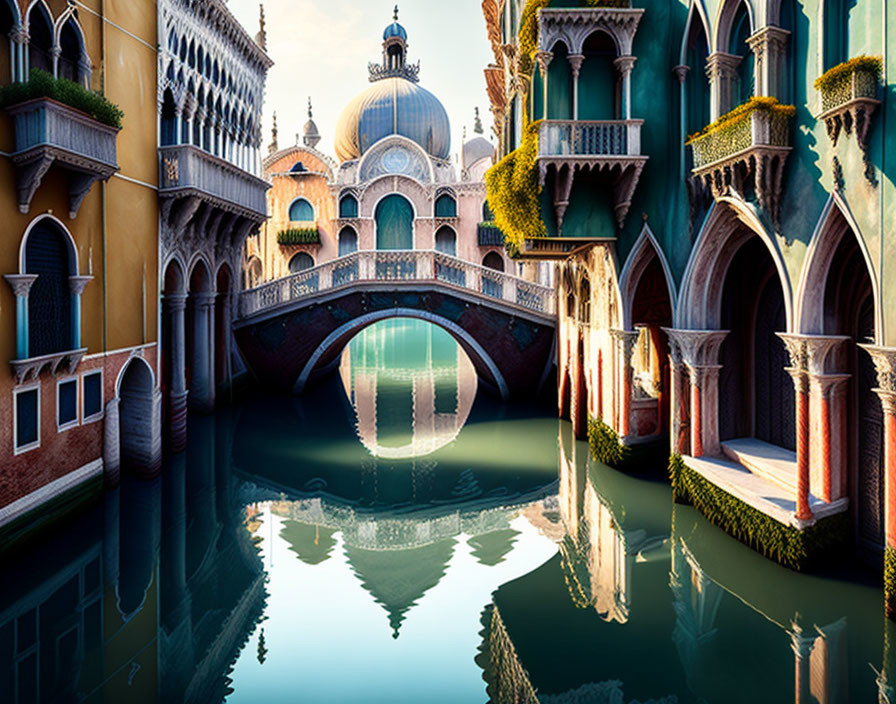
left=81, top=369, right=104, bottom=425
left=288, top=197, right=315, bottom=222
left=13, top=382, right=41, bottom=455
left=56, top=377, right=80, bottom=432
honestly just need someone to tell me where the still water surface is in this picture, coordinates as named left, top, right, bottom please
left=0, top=319, right=887, bottom=703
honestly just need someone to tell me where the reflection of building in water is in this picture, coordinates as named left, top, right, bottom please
left=0, top=416, right=266, bottom=703
left=265, top=488, right=554, bottom=638
left=558, top=423, right=667, bottom=624
left=670, top=507, right=851, bottom=704
left=340, top=319, right=477, bottom=458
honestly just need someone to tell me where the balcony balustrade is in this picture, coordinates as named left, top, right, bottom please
left=6, top=98, right=120, bottom=218
left=816, top=60, right=880, bottom=166
left=688, top=101, right=793, bottom=225
left=478, top=222, right=505, bottom=247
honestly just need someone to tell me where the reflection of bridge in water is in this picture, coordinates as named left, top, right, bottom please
left=234, top=250, right=558, bottom=400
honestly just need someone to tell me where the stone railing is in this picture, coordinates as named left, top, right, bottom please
left=538, top=119, right=642, bottom=157
left=238, top=250, right=556, bottom=319
left=6, top=98, right=120, bottom=217
left=477, top=222, right=505, bottom=247
left=158, top=144, right=268, bottom=219
left=689, top=107, right=792, bottom=170
left=819, top=65, right=879, bottom=114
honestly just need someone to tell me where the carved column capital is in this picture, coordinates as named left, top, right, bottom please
left=4, top=274, right=38, bottom=298
left=534, top=50, right=553, bottom=78
left=663, top=328, right=728, bottom=367
left=686, top=363, right=721, bottom=391
left=747, top=25, right=791, bottom=55
left=567, top=54, right=584, bottom=79
left=860, top=345, right=896, bottom=397
left=9, top=26, right=28, bottom=44
left=69, top=275, right=93, bottom=296
left=614, top=55, right=637, bottom=78
left=163, top=292, right=188, bottom=312
left=609, top=328, right=639, bottom=358
left=810, top=373, right=851, bottom=400
left=705, top=51, right=741, bottom=82
left=672, top=64, right=690, bottom=84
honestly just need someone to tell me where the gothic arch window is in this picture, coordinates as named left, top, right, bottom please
left=27, top=3, right=53, bottom=77
left=161, top=89, right=177, bottom=146
left=340, top=194, right=359, bottom=218
left=547, top=40, right=573, bottom=120
left=482, top=200, right=494, bottom=222
left=684, top=11, right=710, bottom=137
left=288, top=252, right=315, bottom=274
left=338, top=227, right=358, bottom=256
left=580, top=31, right=619, bottom=120
left=435, top=226, right=456, bottom=256
left=375, top=194, right=414, bottom=250
left=483, top=251, right=504, bottom=272
left=435, top=193, right=457, bottom=218
left=729, top=2, right=754, bottom=107
left=25, top=220, right=76, bottom=357
left=288, top=198, right=314, bottom=222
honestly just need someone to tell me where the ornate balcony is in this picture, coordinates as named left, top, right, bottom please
left=477, top=222, right=505, bottom=247
left=158, top=145, right=270, bottom=240
left=530, top=119, right=647, bottom=259
left=816, top=58, right=880, bottom=158
left=6, top=98, right=120, bottom=218
left=688, top=99, right=794, bottom=225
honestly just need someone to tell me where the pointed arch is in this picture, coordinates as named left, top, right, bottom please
left=619, top=224, right=678, bottom=330
left=796, top=193, right=881, bottom=341
left=715, top=0, right=755, bottom=53
left=678, top=0, right=712, bottom=65
left=677, top=197, right=794, bottom=330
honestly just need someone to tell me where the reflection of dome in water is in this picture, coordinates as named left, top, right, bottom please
left=279, top=520, right=338, bottom=565
left=344, top=538, right=456, bottom=638
left=334, top=78, right=451, bottom=162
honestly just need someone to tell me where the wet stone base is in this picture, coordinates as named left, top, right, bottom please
left=669, top=454, right=850, bottom=571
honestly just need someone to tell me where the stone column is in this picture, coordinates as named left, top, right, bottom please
left=535, top=51, right=553, bottom=121
left=190, top=292, right=215, bottom=413
left=568, top=54, right=584, bottom=120
left=50, top=45, right=60, bottom=77
left=672, top=65, right=690, bottom=180
left=4, top=274, right=37, bottom=359
left=103, top=397, right=121, bottom=487
left=164, top=292, right=188, bottom=453
left=667, top=333, right=686, bottom=455
left=9, top=26, right=26, bottom=83
left=69, top=275, right=93, bottom=350
left=665, top=330, right=728, bottom=458
left=780, top=335, right=814, bottom=521
left=610, top=329, right=639, bottom=439
left=860, top=345, right=896, bottom=619
left=746, top=26, right=790, bottom=98
left=705, top=52, right=742, bottom=121
left=614, top=56, right=637, bottom=120
left=812, top=374, right=850, bottom=502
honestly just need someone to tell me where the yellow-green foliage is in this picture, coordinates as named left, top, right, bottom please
left=687, top=96, right=796, bottom=144
left=588, top=416, right=630, bottom=467
left=814, top=55, right=882, bottom=92
left=485, top=120, right=546, bottom=250
left=887, top=545, right=896, bottom=618
left=670, top=454, right=849, bottom=570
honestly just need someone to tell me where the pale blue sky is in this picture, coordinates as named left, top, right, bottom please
left=227, top=0, right=495, bottom=162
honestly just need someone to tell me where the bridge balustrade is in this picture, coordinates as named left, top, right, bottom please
left=239, top=250, right=556, bottom=319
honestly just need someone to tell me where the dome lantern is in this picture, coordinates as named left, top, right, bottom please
left=369, top=5, right=420, bottom=84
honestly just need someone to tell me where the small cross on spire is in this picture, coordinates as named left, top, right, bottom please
left=393, top=4, right=399, bottom=21
left=308, top=97, right=313, bottom=120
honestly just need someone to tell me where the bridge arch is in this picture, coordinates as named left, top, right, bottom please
left=294, top=308, right=510, bottom=401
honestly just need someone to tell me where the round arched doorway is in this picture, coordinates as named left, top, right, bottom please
left=375, top=194, right=414, bottom=250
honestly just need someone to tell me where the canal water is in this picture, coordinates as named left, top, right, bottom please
left=0, top=318, right=887, bottom=703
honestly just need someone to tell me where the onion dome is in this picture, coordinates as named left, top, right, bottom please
left=303, top=97, right=321, bottom=149
left=383, top=5, right=407, bottom=40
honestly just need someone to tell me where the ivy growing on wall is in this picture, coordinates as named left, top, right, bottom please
left=670, top=454, right=849, bottom=571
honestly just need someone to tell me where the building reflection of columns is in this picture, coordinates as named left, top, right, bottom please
left=791, top=624, right=816, bottom=704
left=613, top=56, right=637, bottom=120
left=667, top=334, right=689, bottom=456
left=161, top=453, right=192, bottom=630
left=535, top=50, right=553, bottom=120
left=780, top=335, right=851, bottom=523
left=186, top=415, right=218, bottom=579
left=190, top=291, right=216, bottom=413
left=860, top=345, right=896, bottom=619
left=705, top=52, right=741, bottom=122
left=610, top=329, right=639, bottom=440
left=664, top=330, right=727, bottom=458
left=118, top=475, right=162, bottom=618
left=571, top=331, right=587, bottom=440
left=164, top=292, right=189, bottom=452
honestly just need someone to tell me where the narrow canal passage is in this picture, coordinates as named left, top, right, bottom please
left=0, top=319, right=887, bottom=703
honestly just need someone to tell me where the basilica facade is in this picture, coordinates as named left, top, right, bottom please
left=485, top=0, right=896, bottom=612
left=245, top=11, right=520, bottom=289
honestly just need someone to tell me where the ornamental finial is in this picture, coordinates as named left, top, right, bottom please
left=308, top=97, right=313, bottom=120
left=474, top=107, right=483, bottom=135
left=393, top=4, right=399, bottom=21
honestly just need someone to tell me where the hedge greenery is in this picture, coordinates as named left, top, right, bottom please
left=0, top=69, right=124, bottom=128
left=277, top=228, right=320, bottom=245
left=887, top=545, right=896, bottom=619
left=686, top=96, right=795, bottom=144
left=670, top=454, right=850, bottom=571
left=814, top=55, right=882, bottom=92
left=588, top=416, right=630, bottom=467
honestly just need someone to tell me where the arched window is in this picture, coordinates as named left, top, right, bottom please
left=290, top=161, right=307, bottom=173
left=435, top=226, right=456, bottom=256
left=375, top=194, right=414, bottom=250
left=546, top=41, right=573, bottom=120
left=28, top=5, right=53, bottom=76
left=161, top=89, right=177, bottom=146
left=580, top=31, right=619, bottom=120
left=339, top=194, right=359, bottom=218
left=435, top=193, right=457, bottom=218
left=26, top=221, right=75, bottom=357
left=338, top=227, right=358, bottom=256
left=58, top=19, right=84, bottom=84
left=288, top=198, right=314, bottom=222
left=684, top=13, right=710, bottom=136
left=482, top=201, right=494, bottom=222
left=729, top=3, right=754, bottom=107
left=823, top=0, right=848, bottom=71
left=288, top=252, right=315, bottom=274
left=483, top=252, right=504, bottom=272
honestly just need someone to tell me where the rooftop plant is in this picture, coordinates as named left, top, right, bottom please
left=0, top=70, right=124, bottom=129
left=814, top=55, right=882, bottom=93
left=277, top=227, right=320, bottom=245
left=686, top=96, right=795, bottom=144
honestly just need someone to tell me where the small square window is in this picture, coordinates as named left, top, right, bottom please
left=58, top=379, right=78, bottom=430
left=83, top=372, right=103, bottom=421
left=15, top=387, right=39, bottom=453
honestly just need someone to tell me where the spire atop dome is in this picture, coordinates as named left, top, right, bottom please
left=371, top=5, right=419, bottom=83
left=255, top=3, right=267, bottom=50
left=303, top=97, right=321, bottom=149
left=393, top=4, right=399, bottom=22
left=474, top=107, right=483, bottom=135
left=268, top=111, right=278, bottom=155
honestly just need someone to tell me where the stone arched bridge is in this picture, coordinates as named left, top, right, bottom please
left=233, top=250, right=557, bottom=400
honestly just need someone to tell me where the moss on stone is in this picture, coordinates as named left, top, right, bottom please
left=886, top=545, right=896, bottom=619
left=669, top=454, right=849, bottom=571
left=588, top=416, right=630, bottom=467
